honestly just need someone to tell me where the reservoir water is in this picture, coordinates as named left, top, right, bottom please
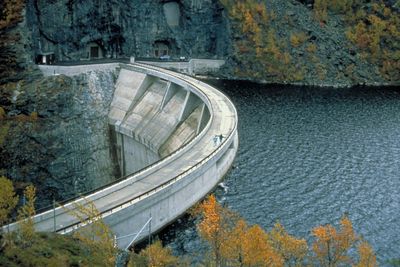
left=162, top=80, right=400, bottom=265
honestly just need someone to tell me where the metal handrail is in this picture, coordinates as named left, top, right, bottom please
left=55, top=63, right=238, bottom=235
left=4, top=62, right=238, bottom=235
left=25, top=63, right=214, bottom=216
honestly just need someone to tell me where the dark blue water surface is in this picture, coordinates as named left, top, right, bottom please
left=162, top=81, right=400, bottom=265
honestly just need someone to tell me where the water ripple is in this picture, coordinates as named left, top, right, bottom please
left=218, top=83, right=400, bottom=265
left=164, top=83, right=400, bottom=265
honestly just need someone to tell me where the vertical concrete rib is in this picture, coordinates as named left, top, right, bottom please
left=196, top=103, right=206, bottom=135
left=178, top=91, right=202, bottom=123
left=120, top=133, right=126, bottom=176
left=198, top=105, right=210, bottom=134
left=160, top=82, right=180, bottom=111
left=179, top=91, right=191, bottom=122
left=160, top=81, right=171, bottom=111
left=109, top=70, right=148, bottom=125
left=123, top=75, right=155, bottom=119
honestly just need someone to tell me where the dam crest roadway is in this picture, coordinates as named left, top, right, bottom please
left=4, top=62, right=238, bottom=249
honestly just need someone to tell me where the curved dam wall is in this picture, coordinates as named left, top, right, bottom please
left=104, top=64, right=238, bottom=248
left=4, top=62, right=238, bottom=250
left=109, top=66, right=210, bottom=175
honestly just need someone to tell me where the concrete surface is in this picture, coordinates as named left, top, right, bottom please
left=6, top=62, right=238, bottom=250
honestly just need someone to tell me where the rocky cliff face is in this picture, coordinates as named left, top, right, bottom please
left=26, top=0, right=230, bottom=61
left=218, top=0, right=399, bottom=86
left=0, top=71, right=119, bottom=208
left=16, top=0, right=397, bottom=86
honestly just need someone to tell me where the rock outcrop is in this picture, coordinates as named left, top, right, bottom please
left=1, top=0, right=398, bottom=86
left=26, top=0, right=230, bottom=61
left=0, top=71, right=118, bottom=208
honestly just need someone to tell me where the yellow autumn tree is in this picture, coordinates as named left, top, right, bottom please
left=244, top=224, right=283, bottom=266
left=312, top=216, right=358, bottom=266
left=136, top=240, right=179, bottom=267
left=269, top=222, right=308, bottom=266
left=344, top=0, right=400, bottom=80
left=242, top=10, right=256, bottom=34
left=196, top=195, right=237, bottom=266
left=354, top=240, right=377, bottom=267
left=220, top=219, right=284, bottom=266
left=197, top=195, right=286, bottom=267
left=65, top=198, right=117, bottom=266
left=0, top=176, right=18, bottom=227
left=220, top=219, right=247, bottom=266
left=17, top=184, right=37, bottom=244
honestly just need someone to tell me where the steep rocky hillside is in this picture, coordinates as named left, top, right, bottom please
left=1, top=0, right=399, bottom=86
left=220, top=0, right=399, bottom=86
left=26, top=0, right=230, bottom=61
left=0, top=71, right=119, bottom=207
left=0, top=0, right=35, bottom=84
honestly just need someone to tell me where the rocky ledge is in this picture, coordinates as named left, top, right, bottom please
left=0, top=70, right=119, bottom=208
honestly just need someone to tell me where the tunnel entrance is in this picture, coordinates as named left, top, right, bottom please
left=86, top=42, right=104, bottom=59
left=154, top=41, right=170, bottom=57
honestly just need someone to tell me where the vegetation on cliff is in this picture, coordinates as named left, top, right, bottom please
left=219, top=0, right=399, bottom=85
left=220, top=0, right=305, bottom=82
left=344, top=1, right=400, bottom=82
left=0, top=177, right=118, bottom=266
left=0, top=0, right=27, bottom=85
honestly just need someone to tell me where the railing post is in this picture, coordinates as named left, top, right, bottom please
left=148, top=213, right=152, bottom=246
left=53, top=198, right=56, bottom=232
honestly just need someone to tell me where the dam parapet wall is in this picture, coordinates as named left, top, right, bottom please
left=136, top=59, right=225, bottom=76
left=6, top=62, right=238, bottom=250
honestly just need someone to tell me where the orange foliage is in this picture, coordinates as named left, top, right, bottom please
left=198, top=195, right=222, bottom=241
left=196, top=195, right=377, bottom=266
left=0, top=0, right=25, bottom=30
left=307, top=43, right=318, bottom=53
left=270, top=223, right=308, bottom=265
left=242, top=10, right=259, bottom=35
left=345, top=1, right=400, bottom=81
left=290, top=32, right=308, bottom=47
left=312, top=216, right=357, bottom=266
left=221, top=220, right=284, bottom=266
left=245, top=225, right=283, bottom=266
left=198, top=196, right=284, bottom=266
left=197, top=195, right=234, bottom=265
left=139, top=240, right=178, bottom=267
left=355, top=241, right=377, bottom=267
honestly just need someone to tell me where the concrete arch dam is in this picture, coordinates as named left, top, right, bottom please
left=4, top=63, right=238, bottom=249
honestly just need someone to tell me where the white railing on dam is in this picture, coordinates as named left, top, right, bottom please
left=4, top=62, right=238, bottom=249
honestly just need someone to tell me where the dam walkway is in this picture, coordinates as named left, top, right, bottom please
left=4, top=62, right=238, bottom=249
